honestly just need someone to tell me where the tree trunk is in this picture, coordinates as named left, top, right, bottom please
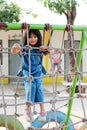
left=66, top=6, right=76, bottom=82
left=67, top=32, right=75, bottom=82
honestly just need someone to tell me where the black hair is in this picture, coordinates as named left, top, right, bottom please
left=23, top=29, right=42, bottom=47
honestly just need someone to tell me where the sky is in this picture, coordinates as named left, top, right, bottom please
left=8, top=0, right=87, bottom=25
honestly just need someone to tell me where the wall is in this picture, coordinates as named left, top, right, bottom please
left=0, top=30, right=21, bottom=84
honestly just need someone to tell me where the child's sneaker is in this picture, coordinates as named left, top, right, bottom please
left=38, top=111, right=46, bottom=122
left=24, top=110, right=34, bottom=122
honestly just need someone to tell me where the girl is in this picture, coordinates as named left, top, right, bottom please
left=11, top=29, right=49, bottom=122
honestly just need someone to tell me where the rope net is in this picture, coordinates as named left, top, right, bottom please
left=0, top=23, right=87, bottom=130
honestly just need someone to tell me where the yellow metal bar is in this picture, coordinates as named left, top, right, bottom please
left=44, top=30, right=50, bottom=72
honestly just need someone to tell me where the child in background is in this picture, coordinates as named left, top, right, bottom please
left=50, top=49, right=62, bottom=73
left=11, top=29, right=49, bottom=122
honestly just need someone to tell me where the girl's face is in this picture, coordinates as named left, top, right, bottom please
left=29, top=33, right=38, bottom=46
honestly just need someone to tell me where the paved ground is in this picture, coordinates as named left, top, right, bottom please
left=0, top=83, right=87, bottom=129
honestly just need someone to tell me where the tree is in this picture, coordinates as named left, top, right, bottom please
left=0, top=0, right=38, bottom=22
left=38, top=0, right=80, bottom=82
left=0, top=0, right=21, bottom=22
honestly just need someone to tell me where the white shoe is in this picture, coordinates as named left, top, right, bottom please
left=38, top=111, right=46, bottom=122
left=24, top=110, right=34, bottom=122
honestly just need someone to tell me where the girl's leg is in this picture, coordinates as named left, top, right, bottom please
left=23, top=78, right=35, bottom=122
left=39, top=103, right=46, bottom=122
left=25, top=102, right=31, bottom=111
left=24, top=102, right=34, bottom=122
left=39, top=103, right=45, bottom=113
left=23, top=78, right=36, bottom=102
left=23, top=70, right=36, bottom=102
left=35, top=78, right=46, bottom=122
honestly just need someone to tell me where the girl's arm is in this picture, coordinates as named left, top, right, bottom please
left=11, top=43, right=22, bottom=54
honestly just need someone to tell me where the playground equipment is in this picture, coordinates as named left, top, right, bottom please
left=0, top=23, right=87, bottom=130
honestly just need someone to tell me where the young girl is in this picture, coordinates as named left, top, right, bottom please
left=11, top=29, right=49, bottom=122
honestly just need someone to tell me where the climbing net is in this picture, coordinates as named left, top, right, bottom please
left=0, top=23, right=87, bottom=130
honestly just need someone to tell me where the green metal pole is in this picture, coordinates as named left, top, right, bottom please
left=1, top=23, right=87, bottom=31
left=64, top=31, right=86, bottom=130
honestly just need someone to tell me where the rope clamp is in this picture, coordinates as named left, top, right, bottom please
left=25, top=45, right=32, bottom=50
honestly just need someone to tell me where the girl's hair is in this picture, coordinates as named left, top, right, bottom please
left=23, top=29, right=42, bottom=47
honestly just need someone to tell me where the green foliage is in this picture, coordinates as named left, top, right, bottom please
left=24, top=9, right=38, bottom=18
left=0, top=0, right=4, bottom=4
left=38, top=0, right=78, bottom=15
left=0, top=1, right=21, bottom=22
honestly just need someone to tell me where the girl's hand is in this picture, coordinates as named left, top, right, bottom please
left=40, top=46, right=49, bottom=55
left=11, top=43, right=22, bottom=54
